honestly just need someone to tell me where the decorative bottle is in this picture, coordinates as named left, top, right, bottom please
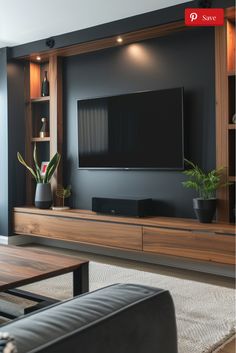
left=39, top=117, right=48, bottom=138
left=41, top=71, right=49, bottom=97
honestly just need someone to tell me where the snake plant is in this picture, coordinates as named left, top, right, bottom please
left=17, top=144, right=61, bottom=183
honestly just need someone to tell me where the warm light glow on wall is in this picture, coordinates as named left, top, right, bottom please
left=126, top=44, right=155, bottom=67
left=36, top=56, right=41, bottom=61
left=116, top=36, right=123, bottom=43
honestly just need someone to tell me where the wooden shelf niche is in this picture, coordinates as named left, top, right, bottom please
left=25, top=57, right=63, bottom=205
left=215, top=10, right=235, bottom=223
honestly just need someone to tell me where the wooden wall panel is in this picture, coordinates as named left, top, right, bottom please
left=49, top=55, right=63, bottom=204
left=25, top=63, right=34, bottom=205
left=30, top=63, right=40, bottom=98
left=143, top=226, right=235, bottom=265
left=227, top=20, right=235, bottom=73
left=215, top=24, right=229, bottom=222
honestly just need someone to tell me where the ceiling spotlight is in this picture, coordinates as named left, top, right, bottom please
left=36, top=56, right=41, bottom=61
left=117, top=37, right=123, bottom=43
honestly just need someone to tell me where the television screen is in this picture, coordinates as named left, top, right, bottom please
left=77, top=87, right=184, bottom=169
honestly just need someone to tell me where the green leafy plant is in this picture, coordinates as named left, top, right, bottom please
left=182, top=159, right=229, bottom=200
left=56, top=185, right=72, bottom=207
left=17, top=144, right=61, bottom=184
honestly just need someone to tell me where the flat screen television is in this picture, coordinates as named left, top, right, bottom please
left=77, top=87, right=184, bottom=169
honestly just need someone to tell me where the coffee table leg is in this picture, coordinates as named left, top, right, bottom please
left=73, top=262, right=89, bottom=296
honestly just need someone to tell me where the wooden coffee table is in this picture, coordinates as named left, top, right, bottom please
left=0, top=245, right=89, bottom=319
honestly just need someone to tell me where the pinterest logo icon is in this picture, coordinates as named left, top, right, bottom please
left=190, top=12, right=198, bottom=21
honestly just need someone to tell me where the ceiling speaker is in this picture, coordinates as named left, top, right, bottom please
left=198, top=0, right=212, bottom=8
left=45, top=38, right=55, bottom=49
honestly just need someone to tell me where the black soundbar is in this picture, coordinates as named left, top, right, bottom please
left=92, top=197, right=153, bottom=217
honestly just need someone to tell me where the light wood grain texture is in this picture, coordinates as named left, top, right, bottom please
left=227, top=20, right=235, bottom=73
left=13, top=207, right=236, bottom=234
left=13, top=207, right=235, bottom=234
left=225, top=7, right=236, bottom=21
left=215, top=24, right=230, bottom=222
left=0, top=245, right=88, bottom=292
left=217, top=337, right=235, bottom=353
left=49, top=55, right=63, bottom=204
left=143, top=227, right=235, bottom=265
left=24, top=63, right=34, bottom=205
left=14, top=212, right=143, bottom=251
left=13, top=208, right=235, bottom=266
left=30, top=63, right=41, bottom=98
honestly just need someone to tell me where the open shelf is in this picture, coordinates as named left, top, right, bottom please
left=229, top=176, right=236, bottom=182
left=24, top=56, right=63, bottom=205
left=31, top=97, right=50, bottom=103
left=31, top=137, right=51, bottom=142
left=228, top=124, right=236, bottom=129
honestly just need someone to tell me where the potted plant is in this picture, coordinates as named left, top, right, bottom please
left=17, top=144, right=61, bottom=209
left=52, top=185, right=72, bottom=210
left=182, top=159, right=229, bottom=223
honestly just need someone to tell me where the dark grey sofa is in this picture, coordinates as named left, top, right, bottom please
left=1, top=284, right=177, bottom=353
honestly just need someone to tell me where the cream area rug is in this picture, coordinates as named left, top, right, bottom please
left=21, top=262, right=235, bottom=353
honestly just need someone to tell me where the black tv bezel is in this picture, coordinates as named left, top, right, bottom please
left=77, top=87, right=185, bottom=171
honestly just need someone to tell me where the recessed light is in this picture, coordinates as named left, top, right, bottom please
left=36, top=56, right=41, bottom=61
left=117, top=37, right=123, bottom=43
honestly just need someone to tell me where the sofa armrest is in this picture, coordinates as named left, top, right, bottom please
left=1, top=283, right=177, bottom=353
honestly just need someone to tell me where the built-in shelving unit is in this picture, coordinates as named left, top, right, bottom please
left=215, top=9, right=235, bottom=223
left=25, top=57, right=63, bottom=205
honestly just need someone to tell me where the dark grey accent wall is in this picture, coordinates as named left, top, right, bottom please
left=7, top=60, right=26, bottom=212
left=0, top=49, right=25, bottom=236
left=64, top=28, right=215, bottom=218
left=0, top=48, right=10, bottom=236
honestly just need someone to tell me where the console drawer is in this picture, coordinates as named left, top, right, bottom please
left=14, top=212, right=142, bottom=250
left=143, top=226, right=235, bottom=265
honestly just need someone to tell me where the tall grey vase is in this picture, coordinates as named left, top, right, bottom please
left=35, top=183, right=52, bottom=209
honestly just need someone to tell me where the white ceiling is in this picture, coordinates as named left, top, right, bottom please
left=0, top=0, right=192, bottom=48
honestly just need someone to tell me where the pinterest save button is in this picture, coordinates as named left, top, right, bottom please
left=185, top=8, right=224, bottom=26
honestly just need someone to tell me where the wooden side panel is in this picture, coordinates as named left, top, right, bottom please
left=30, top=63, right=40, bottom=98
left=215, top=24, right=229, bottom=222
left=143, top=227, right=235, bottom=265
left=49, top=55, right=63, bottom=204
left=14, top=213, right=142, bottom=250
left=25, top=63, right=34, bottom=205
left=227, top=20, right=235, bottom=73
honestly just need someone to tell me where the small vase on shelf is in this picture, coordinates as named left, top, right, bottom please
left=41, top=71, right=49, bottom=97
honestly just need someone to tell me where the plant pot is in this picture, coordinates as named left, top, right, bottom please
left=193, top=198, right=217, bottom=223
left=35, top=183, right=52, bottom=209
